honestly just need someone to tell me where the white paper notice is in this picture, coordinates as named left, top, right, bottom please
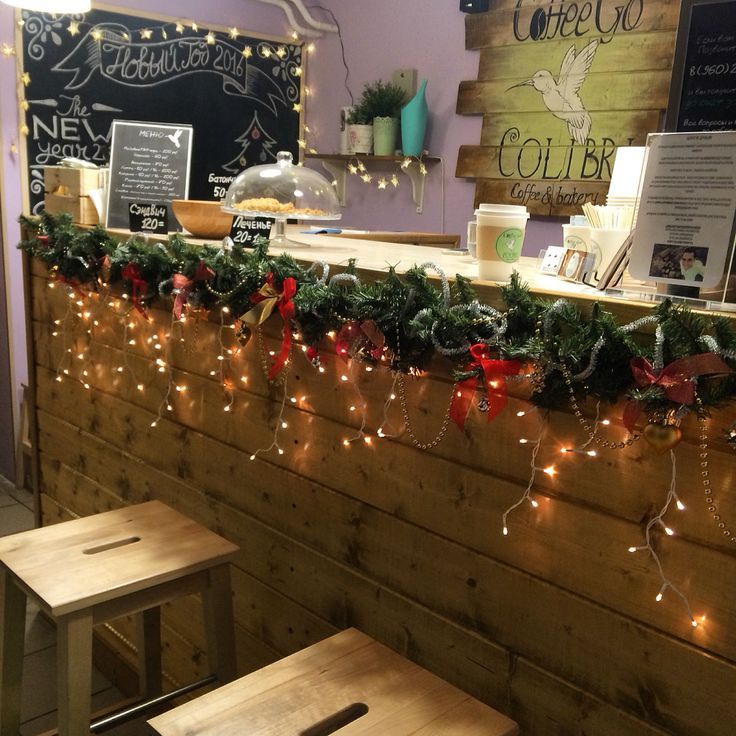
left=629, top=132, right=736, bottom=289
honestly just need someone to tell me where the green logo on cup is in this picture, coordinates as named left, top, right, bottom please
left=495, top=228, right=523, bottom=263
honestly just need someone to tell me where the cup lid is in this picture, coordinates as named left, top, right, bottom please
left=477, top=203, right=528, bottom=214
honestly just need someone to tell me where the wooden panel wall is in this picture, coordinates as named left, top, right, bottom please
left=28, top=258, right=736, bottom=735
left=455, top=0, right=679, bottom=215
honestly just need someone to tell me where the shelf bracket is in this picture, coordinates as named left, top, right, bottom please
left=319, top=161, right=346, bottom=206
left=403, top=162, right=426, bottom=214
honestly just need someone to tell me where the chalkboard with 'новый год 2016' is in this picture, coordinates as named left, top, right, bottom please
left=20, top=8, right=301, bottom=217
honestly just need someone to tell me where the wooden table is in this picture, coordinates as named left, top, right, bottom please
left=148, top=628, right=519, bottom=735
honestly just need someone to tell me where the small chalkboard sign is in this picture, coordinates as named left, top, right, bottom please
left=128, top=203, right=168, bottom=234
left=229, top=215, right=274, bottom=247
left=666, top=0, right=736, bottom=132
left=106, top=120, right=192, bottom=230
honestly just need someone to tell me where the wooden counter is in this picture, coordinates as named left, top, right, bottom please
left=24, top=230, right=736, bottom=736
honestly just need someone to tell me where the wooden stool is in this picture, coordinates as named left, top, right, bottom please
left=148, top=628, right=519, bottom=735
left=0, top=500, right=239, bottom=735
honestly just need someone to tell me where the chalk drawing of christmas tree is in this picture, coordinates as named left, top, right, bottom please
left=223, top=112, right=278, bottom=173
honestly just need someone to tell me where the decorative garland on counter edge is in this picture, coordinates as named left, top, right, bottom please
left=19, top=212, right=736, bottom=440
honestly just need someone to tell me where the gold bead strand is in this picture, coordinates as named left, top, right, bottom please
left=696, top=397, right=735, bottom=543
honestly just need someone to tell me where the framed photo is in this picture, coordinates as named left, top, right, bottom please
left=648, top=244, right=709, bottom=282
left=558, top=249, right=595, bottom=283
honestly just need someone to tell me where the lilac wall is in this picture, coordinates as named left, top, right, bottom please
left=303, top=0, right=561, bottom=253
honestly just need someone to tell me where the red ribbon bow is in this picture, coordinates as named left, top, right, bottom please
left=450, top=344, right=522, bottom=429
left=171, top=261, right=215, bottom=319
left=122, top=263, right=149, bottom=319
left=268, top=275, right=297, bottom=381
left=623, top=353, right=732, bottom=431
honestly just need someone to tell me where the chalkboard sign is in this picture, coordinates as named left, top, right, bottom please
left=666, top=0, right=736, bottom=131
left=128, top=203, right=169, bottom=235
left=229, top=214, right=274, bottom=247
left=107, top=120, right=192, bottom=230
left=20, top=8, right=301, bottom=215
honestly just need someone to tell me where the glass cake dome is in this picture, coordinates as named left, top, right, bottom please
left=222, top=151, right=341, bottom=247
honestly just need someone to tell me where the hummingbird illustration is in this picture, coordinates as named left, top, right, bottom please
left=507, top=39, right=600, bottom=145
left=167, top=129, right=183, bottom=148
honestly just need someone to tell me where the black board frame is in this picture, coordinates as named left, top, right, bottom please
left=665, top=0, right=736, bottom=132
left=16, top=4, right=303, bottom=216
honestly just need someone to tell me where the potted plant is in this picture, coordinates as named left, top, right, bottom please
left=355, top=80, right=407, bottom=156
left=346, top=102, right=373, bottom=154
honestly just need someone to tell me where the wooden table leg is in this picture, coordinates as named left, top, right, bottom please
left=202, top=564, right=236, bottom=683
left=137, top=606, right=162, bottom=698
left=57, top=609, right=93, bottom=736
left=0, top=569, right=26, bottom=735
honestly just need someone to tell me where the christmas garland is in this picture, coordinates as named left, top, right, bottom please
left=18, top=212, right=736, bottom=435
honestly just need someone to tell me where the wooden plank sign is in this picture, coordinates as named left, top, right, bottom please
left=456, top=0, right=679, bottom=215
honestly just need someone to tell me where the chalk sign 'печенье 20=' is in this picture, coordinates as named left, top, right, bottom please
left=456, top=0, right=678, bottom=215
left=106, top=120, right=192, bottom=231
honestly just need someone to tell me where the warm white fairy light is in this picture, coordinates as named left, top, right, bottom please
left=627, top=450, right=698, bottom=627
left=250, top=377, right=290, bottom=461
left=151, top=313, right=178, bottom=428
left=502, top=420, right=546, bottom=535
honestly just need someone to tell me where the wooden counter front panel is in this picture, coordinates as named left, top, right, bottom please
left=29, top=262, right=736, bottom=735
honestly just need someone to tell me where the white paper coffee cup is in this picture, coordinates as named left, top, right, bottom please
left=474, top=204, right=529, bottom=280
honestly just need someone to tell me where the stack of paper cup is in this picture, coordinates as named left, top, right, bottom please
left=474, top=204, right=529, bottom=280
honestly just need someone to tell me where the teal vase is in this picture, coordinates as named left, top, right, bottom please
left=401, top=79, right=428, bottom=156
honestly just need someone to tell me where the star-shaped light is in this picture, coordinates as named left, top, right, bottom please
left=347, top=164, right=358, bottom=175
left=303, top=124, right=311, bottom=134
left=122, top=32, right=130, bottom=41
left=20, top=124, right=29, bottom=136
left=92, top=28, right=102, bottom=41
left=419, top=162, right=427, bottom=175
left=68, top=21, right=80, bottom=36
left=377, top=178, right=388, bottom=190
left=9, top=142, right=17, bottom=154
left=1, top=43, right=14, bottom=57
left=297, top=138, right=307, bottom=149
left=390, top=174, right=399, bottom=187
left=242, top=46, right=252, bottom=58
left=291, top=31, right=299, bottom=40
left=205, top=32, right=216, bottom=45
left=360, top=173, right=372, bottom=183
left=20, top=99, right=29, bottom=111
left=21, top=72, right=30, bottom=86
left=401, top=157, right=412, bottom=170
left=162, top=29, right=168, bottom=40
left=294, top=66, right=303, bottom=77
left=307, top=43, right=315, bottom=53
left=141, top=29, right=152, bottom=40
left=228, top=27, right=239, bottom=40
left=261, top=47, right=272, bottom=58
left=357, top=162, right=366, bottom=172
left=175, top=22, right=184, bottom=33
left=293, top=102, right=301, bottom=112
left=191, top=22, right=198, bottom=32
left=308, top=147, right=317, bottom=154
left=16, top=19, right=24, bottom=28
left=276, top=46, right=287, bottom=58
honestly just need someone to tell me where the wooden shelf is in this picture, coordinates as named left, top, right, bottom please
left=305, top=153, right=440, bottom=214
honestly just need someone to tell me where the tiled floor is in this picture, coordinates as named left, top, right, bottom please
left=0, top=476, right=148, bottom=735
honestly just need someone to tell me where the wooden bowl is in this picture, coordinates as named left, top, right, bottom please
left=172, top=200, right=232, bottom=240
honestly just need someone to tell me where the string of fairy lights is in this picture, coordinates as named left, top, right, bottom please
left=42, top=266, right=736, bottom=632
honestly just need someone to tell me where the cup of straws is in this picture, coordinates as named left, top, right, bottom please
left=582, top=203, right=635, bottom=275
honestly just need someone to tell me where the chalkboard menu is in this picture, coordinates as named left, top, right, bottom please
left=20, top=8, right=302, bottom=214
left=666, top=0, right=736, bottom=131
left=107, top=120, right=192, bottom=230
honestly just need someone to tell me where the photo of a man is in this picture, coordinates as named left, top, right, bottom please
left=679, top=247, right=706, bottom=281
left=649, top=244, right=709, bottom=281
